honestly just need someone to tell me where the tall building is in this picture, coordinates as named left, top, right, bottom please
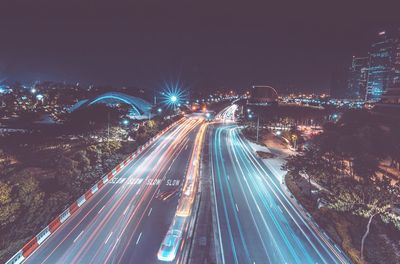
left=347, top=56, right=369, bottom=99
left=365, top=30, right=400, bottom=100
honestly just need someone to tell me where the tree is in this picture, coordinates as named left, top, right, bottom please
left=57, top=156, right=80, bottom=190
left=0, top=181, right=11, bottom=205
left=17, top=175, right=44, bottom=220
left=73, top=150, right=91, bottom=172
left=0, top=181, right=20, bottom=227
left=328, top=179, right=400, bottom=262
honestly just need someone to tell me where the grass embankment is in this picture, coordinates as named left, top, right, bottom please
left=286, top=173, right=400, bottom=264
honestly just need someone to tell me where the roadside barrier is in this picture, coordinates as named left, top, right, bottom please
left=5, top=118, right=184, bottom=264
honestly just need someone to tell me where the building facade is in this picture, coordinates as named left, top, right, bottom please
left=347, top=56, right=369, bottom=99
left=366, top=30, right=400, bottom=100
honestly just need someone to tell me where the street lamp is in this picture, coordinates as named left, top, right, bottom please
left=170, top=95, right=177, bottom=103
left=291, top=134, right=298, bottom=149
left=122, top=119, right=129, bottom=126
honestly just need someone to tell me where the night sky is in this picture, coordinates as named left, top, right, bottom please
left=0, top=1, right=399, bottom=93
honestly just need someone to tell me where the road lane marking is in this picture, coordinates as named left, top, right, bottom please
left=136, top=232, right=142, bottom=245
left=148, top=207, right=153, bottom=216
left=105, top=232, right=113, bottom=244
left=235, top=203, right=239, bottom=212
left=73, top=230, right=84, bottom=243
left=123, top=205, right=130, bottom=215
left=98, top=205, right=105, bottom=214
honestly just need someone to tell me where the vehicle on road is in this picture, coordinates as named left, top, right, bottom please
left=157, top=229, right=183, bottom=262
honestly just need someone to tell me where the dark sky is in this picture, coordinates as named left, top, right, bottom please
left=0, top=0, right=399, bottom=93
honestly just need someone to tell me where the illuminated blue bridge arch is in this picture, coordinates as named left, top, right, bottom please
left=69, top=92, right=153, bottom=119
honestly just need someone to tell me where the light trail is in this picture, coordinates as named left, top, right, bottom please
left=210, top=106, right=351, bottom=264
left=22, top=117, right=205, bottom=264
left=157, top=122, right=208, bottom=262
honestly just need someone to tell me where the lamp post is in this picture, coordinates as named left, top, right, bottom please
left=256, top=115, right=260, bottom=143
left=291, top=134, right=298, bottom=150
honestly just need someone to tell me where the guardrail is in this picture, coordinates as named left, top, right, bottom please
left=6, top=119, right=184, bottom=264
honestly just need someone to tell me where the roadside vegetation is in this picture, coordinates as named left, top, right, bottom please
left=284, top=110, right=400, bottom=264
left=0, top=104, right=178, bottom=262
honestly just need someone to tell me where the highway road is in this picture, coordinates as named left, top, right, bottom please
left=24, top=116, right=204, bottom=264
left=210, top=107, right=350, bottom=264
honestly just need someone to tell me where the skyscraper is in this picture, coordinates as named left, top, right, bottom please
left=365, top=30, right=400, bottom=100
left=347, top=56, right=369, bottom=99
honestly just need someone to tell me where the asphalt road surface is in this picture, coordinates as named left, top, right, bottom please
left=209, top=122, right=351, bottom=264
left=24, top=117, right=203, bottom=264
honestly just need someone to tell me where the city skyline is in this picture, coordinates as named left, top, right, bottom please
left=0, top=1, right=399, bottom=93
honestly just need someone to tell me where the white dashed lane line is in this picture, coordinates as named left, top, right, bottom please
left=136, top=232, right=142, bottom=245
left=73, top=231, right=84, bottom=243
left=105, top=232, right=113, bottom=244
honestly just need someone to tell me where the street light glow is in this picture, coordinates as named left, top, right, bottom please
left=161, top=80, right=186, bottom=109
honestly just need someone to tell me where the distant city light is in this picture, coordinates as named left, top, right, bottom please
left=31, top=88, right=37, bottom=94
left=122, top=119, right=129, bottom=125
left=276, top=131, right=282, bottom=136
left=36, top=94, right=44, bottom=100
left=206, top=112, right=210, bottom=118
left=171, top=95, right=177, bottom=103
left=157, top=108, right=162, bottom=113
left=248, top=114, right=253, bottom=118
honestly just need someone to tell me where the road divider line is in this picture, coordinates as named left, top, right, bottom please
left=73, top=231, right=84, bottom=243
left=148, top=207, right=153, bottom=216
left=105, top=232, right=113, bottom=244
left=98, top=205, right=105, bottom=214
left=136, top=232, right=142, bottom=245
left=123, top=205, right=130, bottom=215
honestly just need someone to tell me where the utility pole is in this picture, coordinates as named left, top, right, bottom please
left=256, top=116, right=260, bottom=143
left=107, top=111, right=110, bottom=145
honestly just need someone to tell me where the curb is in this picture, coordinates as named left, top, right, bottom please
left=6, top=119, right=184, bottom=264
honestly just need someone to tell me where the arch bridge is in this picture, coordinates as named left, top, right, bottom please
left=69, top=92, right=153, bottom=119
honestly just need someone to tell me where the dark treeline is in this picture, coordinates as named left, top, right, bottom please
left=284, top=109, right=400, bottom=263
